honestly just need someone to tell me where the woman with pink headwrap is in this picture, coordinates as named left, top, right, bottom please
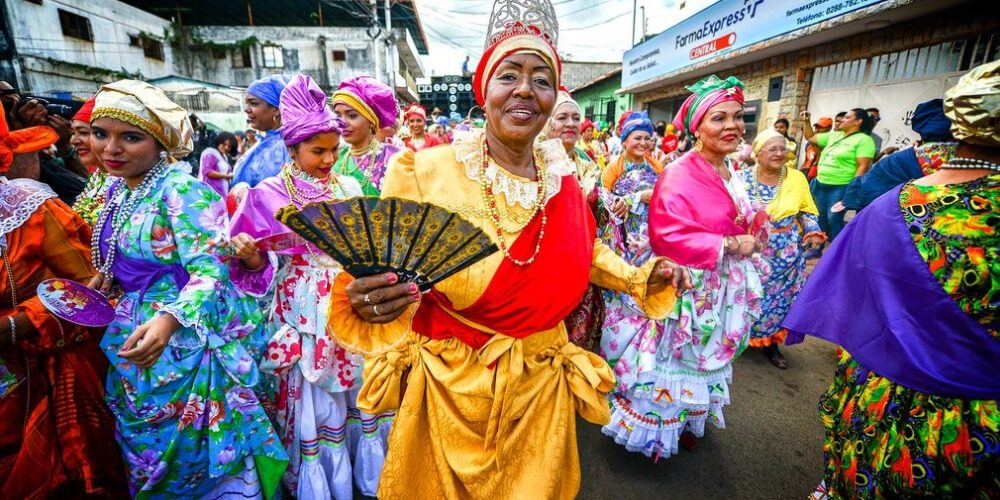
left=602, top=75, right=767, bottom=460
left=229, top=75, right=388, bottom=499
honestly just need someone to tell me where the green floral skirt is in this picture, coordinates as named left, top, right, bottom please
left=819, top=351, right=1000, bottom=499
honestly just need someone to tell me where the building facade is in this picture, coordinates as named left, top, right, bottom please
left=571, top=68, right=628, bottom=129
left=173, top=24, right=424, bottom=101
left=1, top=0, right=428, bottom=107
left=622, top=0, right=999, bottom=153
left=1, top=0, right=174, bottom=97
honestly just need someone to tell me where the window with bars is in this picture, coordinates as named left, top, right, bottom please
left=142, top=37, right=164, bottom=61
left=232, top=46, right=252, bottom=68
left=58, top=9, right=92, bottom=42
left=261, top=45, right=284, bottom=68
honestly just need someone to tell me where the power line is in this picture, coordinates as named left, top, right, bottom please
left=562, top=11, right=630, bottom=31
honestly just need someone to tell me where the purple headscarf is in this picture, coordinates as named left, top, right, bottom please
left=247, top=74, right=292, bottom=108
left=331, top=76, right=399, bottom=129
left=279, top=74, right=345, bottom=146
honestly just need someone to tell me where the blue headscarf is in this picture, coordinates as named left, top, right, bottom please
left=911, top=98, right=954, bottom=143
left=246, top=74, right=292, bottom=108
left=620, top=110, right=655, bottom=140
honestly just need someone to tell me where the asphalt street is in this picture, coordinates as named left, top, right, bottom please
left=577, top=336, right=840, bottom=500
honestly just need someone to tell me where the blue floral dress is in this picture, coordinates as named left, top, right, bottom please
left=98, top=168, right=287, bottom=498
left=598, top=160, right=660, bottom=354
left=737, top=169, right=822, bottom=346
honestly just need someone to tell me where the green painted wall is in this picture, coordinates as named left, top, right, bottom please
left=573, top=74, right=630, bottom=131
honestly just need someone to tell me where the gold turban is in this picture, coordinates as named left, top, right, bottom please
left=91, top=79, right=194, bottom=157
left=752, top=129, right=786, bottom=156
left=944, top=60, right=1000, bottom=147
left=541, top=90, right=579, bottom=138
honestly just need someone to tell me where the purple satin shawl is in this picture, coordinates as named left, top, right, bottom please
left=99, top=180, right=190, bottom=296
left=784, top=184, right=1000, bottom=400
left=228, top=175, right=318, bottom=295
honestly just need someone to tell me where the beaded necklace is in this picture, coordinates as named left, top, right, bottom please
left=479, top=136, right=548, bottom=266
left=750, top=164, right=786, bottom=206
left=281, top=163, right=343, bottom=206
left=90, top=160, right=171, bottom=281
left=941, top=157, right=1000, bottom=172
left=348, top=139, right=380, bottom=192
left=281, top=164, right=343, bottom=266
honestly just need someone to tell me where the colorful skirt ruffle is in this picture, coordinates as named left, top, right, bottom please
left=818, top=351, right=1000, bottom=498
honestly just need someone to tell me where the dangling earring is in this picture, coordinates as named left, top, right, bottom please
left=159, top=150, right=168, bottom=161
left=273, top=112, right=281, bottom=127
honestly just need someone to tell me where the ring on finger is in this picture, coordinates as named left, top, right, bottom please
left=364, top=293, right=372, bottom=305
left=372, top=304, right=381, bottom=316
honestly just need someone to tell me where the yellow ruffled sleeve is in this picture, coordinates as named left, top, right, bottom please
left=325, top=148, right=422, bottom=355
left=589, top=240, right=677, bottom=320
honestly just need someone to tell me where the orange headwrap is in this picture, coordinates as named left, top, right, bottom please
left=1, top=102, right=60, bottom=174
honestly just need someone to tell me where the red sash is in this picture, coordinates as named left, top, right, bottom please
left=413, top=176, right=594, bottom=349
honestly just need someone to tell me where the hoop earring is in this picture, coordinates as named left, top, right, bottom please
left=288, top=162, right=303, bottom=176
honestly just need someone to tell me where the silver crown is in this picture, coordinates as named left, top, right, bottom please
left=485, top=0, right=559, bottom=50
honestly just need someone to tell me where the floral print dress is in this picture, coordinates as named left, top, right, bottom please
left=602, top=163, right=765, bottom=460
left=738, top=169, right=822, bottom=346
left=598, top=159, right=660, bottom=360
left=99, top=169, right=286, bottom=499
left=816, top=174, right=1000, bottom=499
left=231, top=171, right=391, bottom=500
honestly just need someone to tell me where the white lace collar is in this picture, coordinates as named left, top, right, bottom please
left=451, top=129, right=575, bottom=208
left=0, top=176, right=57, bottom=247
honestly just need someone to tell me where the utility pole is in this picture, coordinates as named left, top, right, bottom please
left=385, top=0, right=394, bottom=90
left=631, top=0, right=637, bottom=47
left=640, top=6, right=646, bottom=42
left=370, top=0, right=380, bottom=84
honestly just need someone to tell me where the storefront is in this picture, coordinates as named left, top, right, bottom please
left=621, top=0, right=998, bottom=156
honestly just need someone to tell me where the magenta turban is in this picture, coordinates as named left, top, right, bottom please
left=672, top=75, right=746, bottom=135
left=279, top=74, right=344, bottom=146
left=331, top=76, right=399, bottom=130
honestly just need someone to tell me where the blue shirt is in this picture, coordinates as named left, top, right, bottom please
left=231, top=130, right=291, bottom=187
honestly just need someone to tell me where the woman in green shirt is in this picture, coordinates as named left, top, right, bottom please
left=800, top=108, right=876, bottom=242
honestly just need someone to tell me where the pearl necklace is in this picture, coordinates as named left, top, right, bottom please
left=941, top=157, right=1000, bottom=172
left=348, top=139, right=380, bottom=192
left=90, top=160, right=171, bottom=281
left=479, top=136, right=548, bottom=266
left=751, top=164, right=786, bottom=206
left=281, top=163, right=342, bottom=206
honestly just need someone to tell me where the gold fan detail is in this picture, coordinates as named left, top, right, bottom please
left=276, top=197, right=499, bottom=291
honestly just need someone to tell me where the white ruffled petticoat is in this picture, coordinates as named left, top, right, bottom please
left=601, top=251, right=764, bottom=460
left=260, top=254, right=393, bottom=499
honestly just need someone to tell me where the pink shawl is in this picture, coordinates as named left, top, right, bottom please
left=648, top=150, right=752, bottom=271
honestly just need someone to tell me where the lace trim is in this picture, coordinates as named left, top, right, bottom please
left=451, top=129, right=574, bottom=208
left=0, top=177, right=58, bottom=246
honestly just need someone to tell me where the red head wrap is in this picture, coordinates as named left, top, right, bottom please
left=73, top=96, right=97, bottom=123
left=404, top=104, right=427, bottom=121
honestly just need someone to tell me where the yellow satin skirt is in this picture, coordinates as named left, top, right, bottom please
left=356, top=325, right=614, bottom=499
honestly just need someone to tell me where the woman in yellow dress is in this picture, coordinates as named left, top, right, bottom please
left=326, top=0, right=689, bottom=497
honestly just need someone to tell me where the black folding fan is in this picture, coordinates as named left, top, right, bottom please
left=276, top=197, right=499, bottom=291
